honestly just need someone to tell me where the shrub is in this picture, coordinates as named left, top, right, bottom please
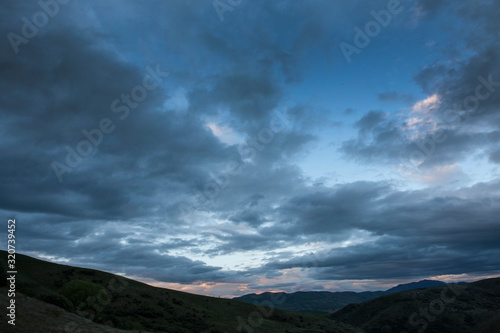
left=58, top=280, right=109, bottom=311
left=173, top=298, right=183, bottom=305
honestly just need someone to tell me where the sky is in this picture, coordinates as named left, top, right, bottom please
left=1, top=0, right=500, bottom=298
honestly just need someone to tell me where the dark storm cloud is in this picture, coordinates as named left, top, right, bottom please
left=84, top=245, right=231, bottom=284
left=265, top=180, right=500, bottom=280
left=340, top=112, right=486, bottom=170
left=0, top=10, right=241, bottom=221
left=188, top=72, right=283, bottom=126
left=229, top=210, right=268, bottom=227
left=204, top=232, right=285, bottom=256
left=354, top=111, right=386, bottom=135
left=412, top=0, right=500, bottom=125
left=415, top=48, right=500, bottom=126
left=2, top=0, right=500, bottom=291
left=0, top=0, right=330, bottom=285
left=340, top=112, right=409, bottom=165
left=308, top=241, right=499, bottom=280
left=270, top=181, right=392, bottom=236
left=341, top=0, right=500, bottom=171
left=13, top=211, right=238, bottom=284
left=489, top=149, right=500, bottom=164
left=457, top=0, right=500, bottom=47
left=342, top=61, right=500, bottom=171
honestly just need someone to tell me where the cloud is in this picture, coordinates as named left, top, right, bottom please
left=341, top=24, right=500, bottom=174
left=416, top=0, right=450, bottom=15
left=206, top=122, right=244, bottom=145
left=1, top=0, right=500, bottom=297
left=489, top=149, right=500, bottom=164
left=264, top=180, right=500, bottom=280
left=414, top=163, right=465, bottom=185
left=378, top=91, right=416, bottom=104
left=412, top=94, right=440, bottom=113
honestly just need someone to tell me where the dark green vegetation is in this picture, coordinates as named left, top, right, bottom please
left=234, top=280, right=448, bottom=314
left=0, top=251, right=359, bottom=333
left=330, top=277, right=500, bottom=333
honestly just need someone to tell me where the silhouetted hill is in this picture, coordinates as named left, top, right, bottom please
left=234, top=290, right=386, bottom=314
left=233, top=280, right=450, bottom=314
left=329, top=277, right=500, bottom=333
left=385, top=279, right=447, bottom=294
left=0, top=250, right=360, bottom=333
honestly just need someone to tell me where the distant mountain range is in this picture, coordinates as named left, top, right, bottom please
left=234, top=279, right=449, bottom=314
left=385, top=279, right=447, bottom=293
left=0, top=251, right=359, bottom=333
left=330, top=277, right=500, bottom=333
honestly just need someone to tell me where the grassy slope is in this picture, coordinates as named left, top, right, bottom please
left=329, top=277, right=500, bottom=333
left=0, top=287, right=151, bottom=333
left=0, top=250, right=361, bottom=333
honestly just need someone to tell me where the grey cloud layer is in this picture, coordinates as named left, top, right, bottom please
left=1, top=0, right=499, bottom=289
left=341, top=0, right=500, bottom=171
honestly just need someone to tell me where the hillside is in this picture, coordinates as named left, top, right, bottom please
left=0, top=288, right=150, bottom=333
left=234, top=280, right=449, bottom=314
left=234, top=291, right=386, bottom=315
left=329, top=277, right=500, bottom=333
left=0, top=251, right=360, bottom=333
left=385, top=279, right=447, bottom=294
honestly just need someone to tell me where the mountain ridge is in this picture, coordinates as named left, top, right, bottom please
left=233, top=279, right=454, bottom=314
left=385, top=279, right=447, bottom=293
left=330, top=277, right=500, bottom=333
